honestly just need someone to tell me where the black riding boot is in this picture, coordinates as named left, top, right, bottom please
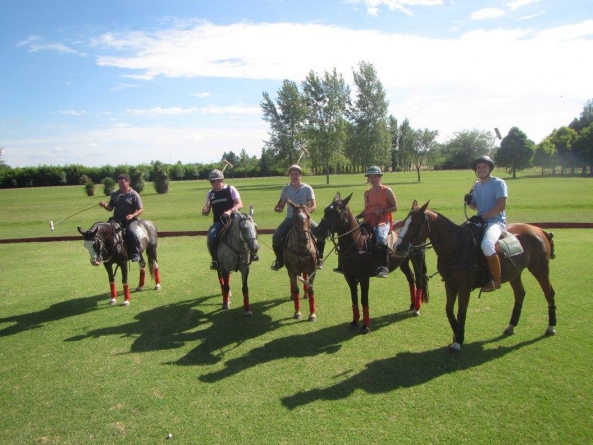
left=126, top=229, right=141, bottom=262
left=376, top=245, right=389, bottom=278
left=271, top=245, right=284, bottom=271
left=316, top=240, right=325, bottom=269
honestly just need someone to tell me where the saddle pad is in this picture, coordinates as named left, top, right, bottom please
left=497, top=232, right=523, bottom=258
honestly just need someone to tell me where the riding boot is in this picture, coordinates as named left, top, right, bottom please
left=207, top=240, right=218, bottom=270
left=271, top=245, right=284, bottom=271
left=316, top=240, right=325, bottom=269
left=482, top=254, right=502, bottom=292
left=126, top=232, right=140, bottom=262
left=376, top=245, right=389, bottom=278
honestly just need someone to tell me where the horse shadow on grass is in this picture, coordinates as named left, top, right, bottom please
left=281, top=334, right=552, bottom=410
left=65, top=295, right=287, bottom=360
left=0, top=293, right=109, bottom=338
left=196, top=309, right=416, bottom=382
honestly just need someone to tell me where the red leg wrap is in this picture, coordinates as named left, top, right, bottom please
left=409, top=283, right=416, bottom=306
left=415, top=289, right=423, bottom=310
left=363, top=306, right=370, bottom=327
left=243, top=292, right=249, bottom=312
left=308, top=294, right=315, bottom=315
left=139, top=269, right=146, bottom=288
left=154, top=268, right=161, bottom=285
left=110, top=283, right=117, bottom=298
left=124, top=284, right=130, bottom=301
left=352, top=304, right=360, bottom=322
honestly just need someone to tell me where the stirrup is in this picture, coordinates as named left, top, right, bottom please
left=210, top=260, right=218, bottom=270
left=270, top=260, right=283, bottom=271
left=131, top=254, right=140, bottom=262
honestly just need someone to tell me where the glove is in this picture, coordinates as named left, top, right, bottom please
left=464, top=193, right=473, bottom=205
left=469, top=215, right=485, bottom=224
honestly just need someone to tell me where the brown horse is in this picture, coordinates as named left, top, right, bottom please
left=394, top=200, right=557, bottom=352
left=282, top=201, right=318, bottom=321
left=78, top=220, right=161, bottom=306
left=216, top=207, right=259, bottom=315
left=314, top=193, right=428, bottom=334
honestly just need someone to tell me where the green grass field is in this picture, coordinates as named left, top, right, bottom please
left=1, top=171, right=592, bottom=444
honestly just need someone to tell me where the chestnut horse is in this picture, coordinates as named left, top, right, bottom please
left=78, top=220, right=161, bottom=306
left=282, top=201, right=319, bottom=321
left=216, top=207, right=260, bottom=316
left=394, top=200, right=557, bottom=352
left=314, top=193, right=428, bottom=334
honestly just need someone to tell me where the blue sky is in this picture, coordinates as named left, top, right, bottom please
left=1, top=0, right=591, bottom=168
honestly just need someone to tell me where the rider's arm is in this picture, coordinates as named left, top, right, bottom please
left=481, top=197, right=507, bottom=219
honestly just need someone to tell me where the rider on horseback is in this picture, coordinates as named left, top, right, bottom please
left=464, top=155, right=508, bottom=292
left=202, top=169, right=251, bottom=270
left=270, top=164, right=325, bottom=271
left=99, top=174, right=143, bottom=262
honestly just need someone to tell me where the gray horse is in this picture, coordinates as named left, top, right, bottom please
left=216, top=207, right=259, bottom=316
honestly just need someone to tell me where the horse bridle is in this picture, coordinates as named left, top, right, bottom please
left=397, top=211, right=431, bottom=256
left=319, top=202, right=367, bottom=257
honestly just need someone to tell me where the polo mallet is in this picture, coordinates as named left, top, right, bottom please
left=296, top=146, right=309, bottom=165
left=487, top=128, right=502, bottom=156
left=221, top=159, right=234, bottom=172
left=50, top=204, right=98, bottom=231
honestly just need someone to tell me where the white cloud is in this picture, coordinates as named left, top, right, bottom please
left=17, top=36, right=86, bottom=56
left=56, top=110, right=88, bottom=116
left=345, top=0, right=442, bottom=16
left=507, top=0, right=539, bottom=12
left=471, top=8, right=505, bottom=20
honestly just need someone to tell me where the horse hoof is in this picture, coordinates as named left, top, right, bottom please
left=155, top=284, right=161, bottom=291
left=244, top=311, right=253, bottom=318
left=448, top=342, right=461, bottom=352
left=135, top=287, right=143, bottom=292
left=222, top=302, right=230, bottom=310
left=360, top=325, right=370, bottom=335
left=412, top=310, right=420, bottom=317
left=123, top=300, right=130, bottom=307
left=349, top=321, right=359, bottom=330
left=545, top=326, right=556, bottom=336
left=109, top=298, right=117, bottom=306
left=294, top=312, right=302, bottom=320
left=408, top=304, right=415, bottom=311
left=503, top=326, right=515, bottom=336
left=309, top=314, right=317, bottom=322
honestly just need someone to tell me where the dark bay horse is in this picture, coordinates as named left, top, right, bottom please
left=394, top=200, right=557, bottom=352
left=78, top=220, right=161, bottom=306
left=283, top=201, right=318, bottom=321
left=216, top=207, right=259, bottom=316
left=315, top=193, right=428, bottom=334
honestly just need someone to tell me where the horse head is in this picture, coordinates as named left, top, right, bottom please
left=77, top=222, right=120, bottom=266
left=238, top=206, right=259, bottom=256
left=394, top=200, right=431, bottom=257
left=288, top=200, right=312, bottom=244
left=315, top=192, right=353, bottom=239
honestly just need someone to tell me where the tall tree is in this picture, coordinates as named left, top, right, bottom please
left=533, top=139, right=556, bottom=176
left=572, top=122, right=593, bottom=176
left=346, top=61, right=392, bottom=171
left=550, top=126, right=578, bottom=175
left=495, top=127, right=534, bottom=178
left=261, top=80, right=307, bottom=166
left=410, top=128, right=439, bottom=182
left=440, top=129, right=492, bottom=169
left=302, top=68, right=351, bottom=184
left=397, top=119, right=414, bottom=172
left=569, top=98, right=593, bottom=132
left=388, top=116, right=399, bottom=171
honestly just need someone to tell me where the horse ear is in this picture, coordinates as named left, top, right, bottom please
left=77, top=227, right=85, bottom=236
left=342, top=193, right=352, bottom=206
left=249, top=205, right=254, bottom=217
left=411, top=200, right=418, bottom=210
left=420, top=201, right=430, bottom=212
left=333, top=192, right=341, bottom=201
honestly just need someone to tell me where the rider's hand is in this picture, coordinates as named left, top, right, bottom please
left=469, top=215, right=485, bottom=224
left=464, top=194, right=473, bottom=205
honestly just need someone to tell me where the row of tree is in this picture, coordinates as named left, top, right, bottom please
left=1, top=62, right=591, bottom=189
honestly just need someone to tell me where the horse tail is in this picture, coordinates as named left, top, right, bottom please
left=544, top=231, right=556, bottom=259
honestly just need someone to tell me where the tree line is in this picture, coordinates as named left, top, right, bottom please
left=1, top=62, right=591, bottom=190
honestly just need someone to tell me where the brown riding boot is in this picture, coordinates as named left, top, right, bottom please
left=482, top=254, right=502, bottom=292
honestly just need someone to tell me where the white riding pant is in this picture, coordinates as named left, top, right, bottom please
left=481, top=222, right=505, bottom=257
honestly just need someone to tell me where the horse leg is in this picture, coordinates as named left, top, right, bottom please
left=360, top=277, right=371, bottom=334
left=306, top=275, right=316, bottom=322
left=241, top=268, right=252, bottom=317
left=345, top=276, right=360, bottom=330
left=138, top=267, right=146, bottom=291
left=504, top=277, right=526, bottom=335
left=444, top=284, right=459, bottom=349
left=302, top=273, right=309, bottom=300
left=105, top=264, right=117, bottom=305
left=400, top=260, right=420, bottom=315
left=122, top=264, right=131, bottom=306
left=219, top=272, right=231, bottom=309
left=449, top=289, right=470, bottom=351
left=147, top=246, right=161, bottom=291
left=530, top=267, right=557, bottom=336
left=291, top=275, right=302, bottom=320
